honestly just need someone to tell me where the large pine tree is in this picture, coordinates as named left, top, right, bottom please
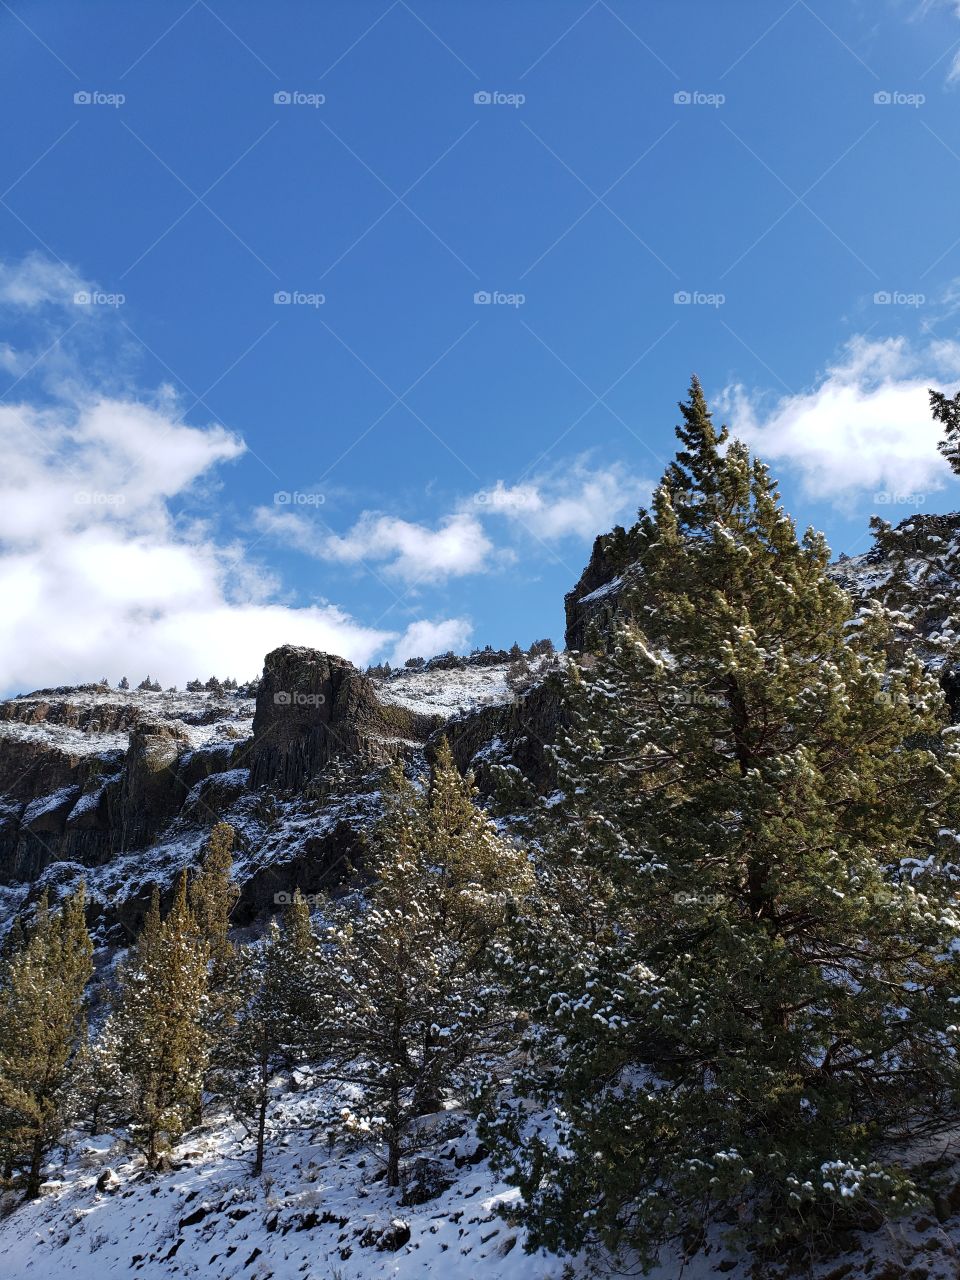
left=488, top=378, right=960, bottom=1267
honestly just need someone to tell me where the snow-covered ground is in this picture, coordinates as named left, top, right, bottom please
left=376, top=655, right=556, bottom=722
left=0, top=1093, right=578, bottom=1280
left=0, top=686, right=256, bottom=757
left=2, top=1090, right=957, bottom=1280
left=376, top=664, right=514, bottom=720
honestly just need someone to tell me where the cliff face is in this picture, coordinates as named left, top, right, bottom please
left=563, top=527, right=637, bottom=652
left=248, top=646, right=440, bottom=790
left=0, top=686, right=253, bottom=888
left=0, top=648, right=564, bottom=940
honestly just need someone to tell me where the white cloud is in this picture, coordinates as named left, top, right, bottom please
left=254, top=507, right=495, bottom=583
left=721, top=335, right=960, bottom=503
left=0, top=253, right=90, bottom=310
left=389, top=617, right=473, bottom=666
left=0, top=393, right=412, bottom=690
left=472, top=461, right=652, bottom=540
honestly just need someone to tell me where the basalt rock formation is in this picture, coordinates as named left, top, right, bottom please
left=248, top=646, right=441, bottom=791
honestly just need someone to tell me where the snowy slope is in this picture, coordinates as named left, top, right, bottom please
left=2, top=1092, right=957, bottom=1280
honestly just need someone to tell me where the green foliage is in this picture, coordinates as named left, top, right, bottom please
left=321, top=747, right=531, bottom=1187
left=0, top=887, right=93, bottom=1198
left=215, top=891, right=323, bottom=1175
left=106, top=875, right=209, bottom=1166
left=485, top=378, right=960, bottom=1268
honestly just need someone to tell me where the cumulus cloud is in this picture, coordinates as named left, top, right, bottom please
left=388, top=617, right=473, bottom=666
left=254, top=507, right=496, bottom=583
left=0, top=394, right=413, bottom=691
left=721, top=336, right=960, bottom=503
left=471, top=461, right=653, bottom=540
left=0, top=251, right=480, bottom=690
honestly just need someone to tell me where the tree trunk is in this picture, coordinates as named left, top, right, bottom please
left=24, top=1132, right=44, bottom=1200
left=253, top=1046, right=268, bottom=1177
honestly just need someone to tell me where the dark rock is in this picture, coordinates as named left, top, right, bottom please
left=401, top=1157, right=454, bottom=1206
left=360, top=1218, right=411, bottom=1251
left=96, top=1167, right=120, bottom=1193
left=119, top=721, right=191, bottom=849
left=249, top=646, right=436, bottom=791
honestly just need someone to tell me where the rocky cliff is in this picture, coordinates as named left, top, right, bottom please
left=0, top=644, right=562, bottom=941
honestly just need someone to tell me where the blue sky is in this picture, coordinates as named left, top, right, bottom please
left=3, top=0, right=960, bottom=690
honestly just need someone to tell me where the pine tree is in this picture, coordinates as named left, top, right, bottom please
left=106, top=876, right=209, bottom=1167
left=188, top=823, right=240, bottom=1123
left=323, top=752, right=530, bottom=1188
left=217, top=892, right=322, bottom=1175
left=487, top=378, right=960, bottom=1267
left=0, top=887, right=93, bottom=1198
left=190, top=823, right=239, bottom=977
left=930, top=385, right=960, bottom=476
left=860, top=388, right=960, bottom=683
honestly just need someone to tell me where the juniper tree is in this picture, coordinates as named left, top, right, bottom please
left=106, top=876, right=209, bottom=1167
left=217, top=892, right=322, bottom=1176
left=0, top=887, right=93, bottom=1198
left=189, top=823, right=241, bottom=1119
left=324, top=749, right=530, bottom=1188
left=486, top=378, right=960, bottom=1268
